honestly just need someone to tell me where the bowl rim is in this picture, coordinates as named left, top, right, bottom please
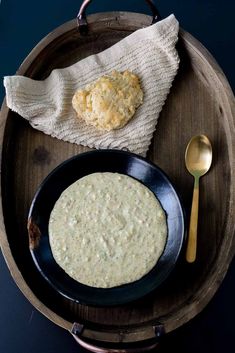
left=28, top=149, right=186, bottom=306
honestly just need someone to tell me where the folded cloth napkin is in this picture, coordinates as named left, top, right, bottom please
left=4, top=14, right=179, bottom=156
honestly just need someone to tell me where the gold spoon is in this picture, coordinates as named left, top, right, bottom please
left=185, top=135, right=212, bottom=263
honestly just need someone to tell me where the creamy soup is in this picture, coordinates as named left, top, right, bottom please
left=49, top=172, right=167, bottom=288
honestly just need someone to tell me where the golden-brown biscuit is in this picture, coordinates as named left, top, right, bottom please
left=72, top=70, right=143, bottom=131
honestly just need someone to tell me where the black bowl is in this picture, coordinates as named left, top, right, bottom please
left=28, top=150, right=185, bottom=306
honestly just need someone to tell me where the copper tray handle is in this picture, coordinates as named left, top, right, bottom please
left=77, top=0, right=161, bottom=34
left=71, top=323, right=165, bottom=352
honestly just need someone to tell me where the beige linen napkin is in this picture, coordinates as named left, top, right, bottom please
left=4, top=15, right=179, bottom=156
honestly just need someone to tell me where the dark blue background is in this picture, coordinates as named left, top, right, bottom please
left=0, top=1, right=234, bottom=352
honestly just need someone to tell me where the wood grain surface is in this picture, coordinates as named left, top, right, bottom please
left=0, top=12, right=234, bottom=347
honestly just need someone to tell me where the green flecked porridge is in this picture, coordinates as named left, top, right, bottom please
left=49, top=172, right=167, bottom=288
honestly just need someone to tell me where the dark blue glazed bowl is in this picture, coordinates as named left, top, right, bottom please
left=28, top=150, right=185, bottom=306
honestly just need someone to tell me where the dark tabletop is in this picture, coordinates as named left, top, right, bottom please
left=0, top=1, right=235, bottom=352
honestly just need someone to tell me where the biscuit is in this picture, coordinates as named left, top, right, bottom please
left=72, top=70, right=143, bottom=131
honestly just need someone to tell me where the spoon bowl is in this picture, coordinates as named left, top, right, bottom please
left=185, top=135, right=212, bottom=262
left=185, top=135, right=212, bottom=177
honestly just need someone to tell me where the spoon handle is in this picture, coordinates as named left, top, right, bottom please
left=186, top=177, right=199, bottom=263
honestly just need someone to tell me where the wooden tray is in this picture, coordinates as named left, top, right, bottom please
left=0, top=11, right=235, bottom=352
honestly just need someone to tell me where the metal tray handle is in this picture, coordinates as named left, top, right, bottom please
left=77, top=0, right=161, bottom=34
left=71, top=322, right=165, bottom=352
